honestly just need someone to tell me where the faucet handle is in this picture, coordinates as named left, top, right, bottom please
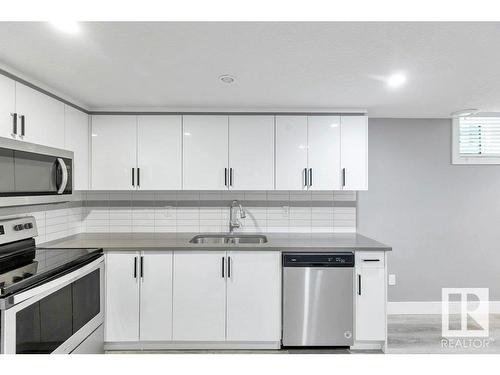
left=240, top=209, right=246, bottom=219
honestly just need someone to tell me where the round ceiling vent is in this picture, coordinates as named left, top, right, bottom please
left=219, top=74, right=236, bottom=84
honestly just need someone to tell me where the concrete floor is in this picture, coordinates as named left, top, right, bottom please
left=108, top=314, right=500, bottom=354
left=386, top=314, right=500, bottom=354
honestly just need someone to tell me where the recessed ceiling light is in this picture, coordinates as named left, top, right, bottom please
left=219, top=74, right=236, bottom=84
left=49, top=21, right=80, bottom=34
left=450, top=109, right=479, bottom=117
left=387, top=73, right=407, bottom=88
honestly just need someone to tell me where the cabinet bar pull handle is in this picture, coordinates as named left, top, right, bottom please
left=342, top=168, right=346, bottom=187
left=363, top=259, right=380, bottom=262
left=228, top=256, right=231, bottom=278
left=137, top=168, right=140, bottom=187
left=222, top=257, right=225, bottom=278
left=132, top=168, right=135, bottom=187
left=20, top=115, right=25, bottom=136
left=134, top=257, right=138, bottom=278
left=309, top=168, right=313, bottom=187
left=224, top=168, right=228, bottom=187
left=140, top=256, right=144, bottom=278
left=358, top=274, right=361, bottom=295
left=229, top=168, right=233, bottom=187
left=303, top=168, right=308, bottom=187
left=11, top=113, right=17, bottom=135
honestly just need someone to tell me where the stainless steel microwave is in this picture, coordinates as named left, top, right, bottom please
left=0, top=138, right=73, bottom=207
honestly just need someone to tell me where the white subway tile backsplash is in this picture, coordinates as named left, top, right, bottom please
left=0, top=190, right=356, bottom=239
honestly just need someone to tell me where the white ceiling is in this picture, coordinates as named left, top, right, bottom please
left=0, top=22, right=499, bottom=117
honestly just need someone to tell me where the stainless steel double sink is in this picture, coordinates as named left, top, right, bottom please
left=189, top=234, right=268, bottom=245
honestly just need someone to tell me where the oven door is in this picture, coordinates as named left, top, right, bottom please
left=0, top=257, right=104, bottom=354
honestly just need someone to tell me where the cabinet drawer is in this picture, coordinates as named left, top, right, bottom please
left=356, top=251, right=385, bottom=268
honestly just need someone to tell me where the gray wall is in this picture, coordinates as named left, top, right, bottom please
left=358, top=118, right=500, bottom=302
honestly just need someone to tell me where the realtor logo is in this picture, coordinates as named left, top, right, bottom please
left=442, top=288, right=489, bottom=338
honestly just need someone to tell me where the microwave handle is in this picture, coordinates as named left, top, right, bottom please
left=56, top=158, right=69, bottom=194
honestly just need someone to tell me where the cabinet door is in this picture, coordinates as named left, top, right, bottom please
left=341, top=116, right=368, bottom=190
left=276, top=116, right=308, bottom=190
left=226, top=251, right=281, bottom=342
left=308, top=116, right=341, bottom=190
left=228, top=116, right=274, bottom=190
left=356, top=252, right=386, bottom=341
left=140, top=251, right=173, bottom=341
left=0, top=74, right=16, bottom=139
left=172, top=251, right=226, bottom=341
left=64, top=106, right=89, bottom=190
left=183, top=115, right=228, bottom=190
left=91, top=116, right=137, bottom=190
left=15, top=83, right=65, bottom=148
left=105, top=251, right=140, bottom=342
left=137, top=116, right=182, bottom=190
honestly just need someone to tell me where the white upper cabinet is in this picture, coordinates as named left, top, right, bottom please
left=0, top=75, right=16, bottom=139
left=308, top=116, right=341, bottom=190
left=275, top=116, right=308, bottom=190
left=15, top=82, right=65, bottom=149
left=341, top=115, right=368, bottom=190
left=172, top=251, right=227, bottom=341
left=137, top=115, right=182, bottom=190
left=183, top=115, right=228, bottom=190
left=91, top=116, right=137, bottom=190
left=64, top=105, right=89, bottom=190
left=228, top=116, right=274, bottom=190
left=226, top=251, right=281, bottom=342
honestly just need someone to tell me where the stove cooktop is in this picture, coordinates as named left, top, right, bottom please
left=0, top=247, right=103, bottom=297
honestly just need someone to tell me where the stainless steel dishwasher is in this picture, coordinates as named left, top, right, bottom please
left=282, top=252, right=354, bottom=347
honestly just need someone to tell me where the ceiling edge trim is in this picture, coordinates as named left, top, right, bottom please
left=0, top=68, right=90, bottom=114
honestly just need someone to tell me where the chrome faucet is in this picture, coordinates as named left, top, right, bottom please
left=229, top=200, right=246, bottom=233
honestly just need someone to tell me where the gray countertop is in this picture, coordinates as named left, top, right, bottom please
left=42, top=232, right=391, bottom=252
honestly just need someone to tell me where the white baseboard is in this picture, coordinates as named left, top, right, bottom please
left=105, top=341, right=281, bottom=351
left=388, top=301, right=500, bottom=315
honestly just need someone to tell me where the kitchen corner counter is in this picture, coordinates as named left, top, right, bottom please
left=42, top=232, right=391, bottom=252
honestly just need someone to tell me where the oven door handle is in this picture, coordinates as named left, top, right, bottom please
left=56, top=158, right=69, bottom=194
left=7, top=257, right=103, bottom=308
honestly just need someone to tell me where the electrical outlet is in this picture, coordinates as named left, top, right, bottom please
left=163, top=206, right=172, bottom=218
left=388, top=274, right=396, bottom=286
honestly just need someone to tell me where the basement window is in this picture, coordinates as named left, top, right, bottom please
left=452, top=116, right=500, bottom=164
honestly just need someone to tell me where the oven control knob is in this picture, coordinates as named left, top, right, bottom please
left=13, top=224, right=24, bottom=231
left=24, top=223, right=33, bottom=229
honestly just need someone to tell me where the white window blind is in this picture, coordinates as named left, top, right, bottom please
left=459, top=117, right=500, bottom=156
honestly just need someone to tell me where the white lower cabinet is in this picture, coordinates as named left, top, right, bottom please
left=105, top=251, right=173, bottom=343
left=105, top=250, right=282, bottom=348
left=226, top=251, right=281, bottom=342
left=172, top=251, right=227, bottom=341
left=355, top=251, right=386, bottom=342
left=105, top=251, right=140, bottom=342
left=140, top=251, right=173, bottom=341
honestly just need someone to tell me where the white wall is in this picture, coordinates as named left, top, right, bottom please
left=358, top=118, right=500, bottom=301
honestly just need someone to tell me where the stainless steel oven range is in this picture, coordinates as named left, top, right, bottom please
left=0, top=216, right=104, bottom=354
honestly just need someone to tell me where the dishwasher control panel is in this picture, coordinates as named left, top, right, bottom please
left=283, top=252, right=354, bottom=267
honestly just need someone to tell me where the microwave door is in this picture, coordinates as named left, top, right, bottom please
left=13, top=151, right=57, bottom=195
left=0, top=148, right=15, bottom=193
